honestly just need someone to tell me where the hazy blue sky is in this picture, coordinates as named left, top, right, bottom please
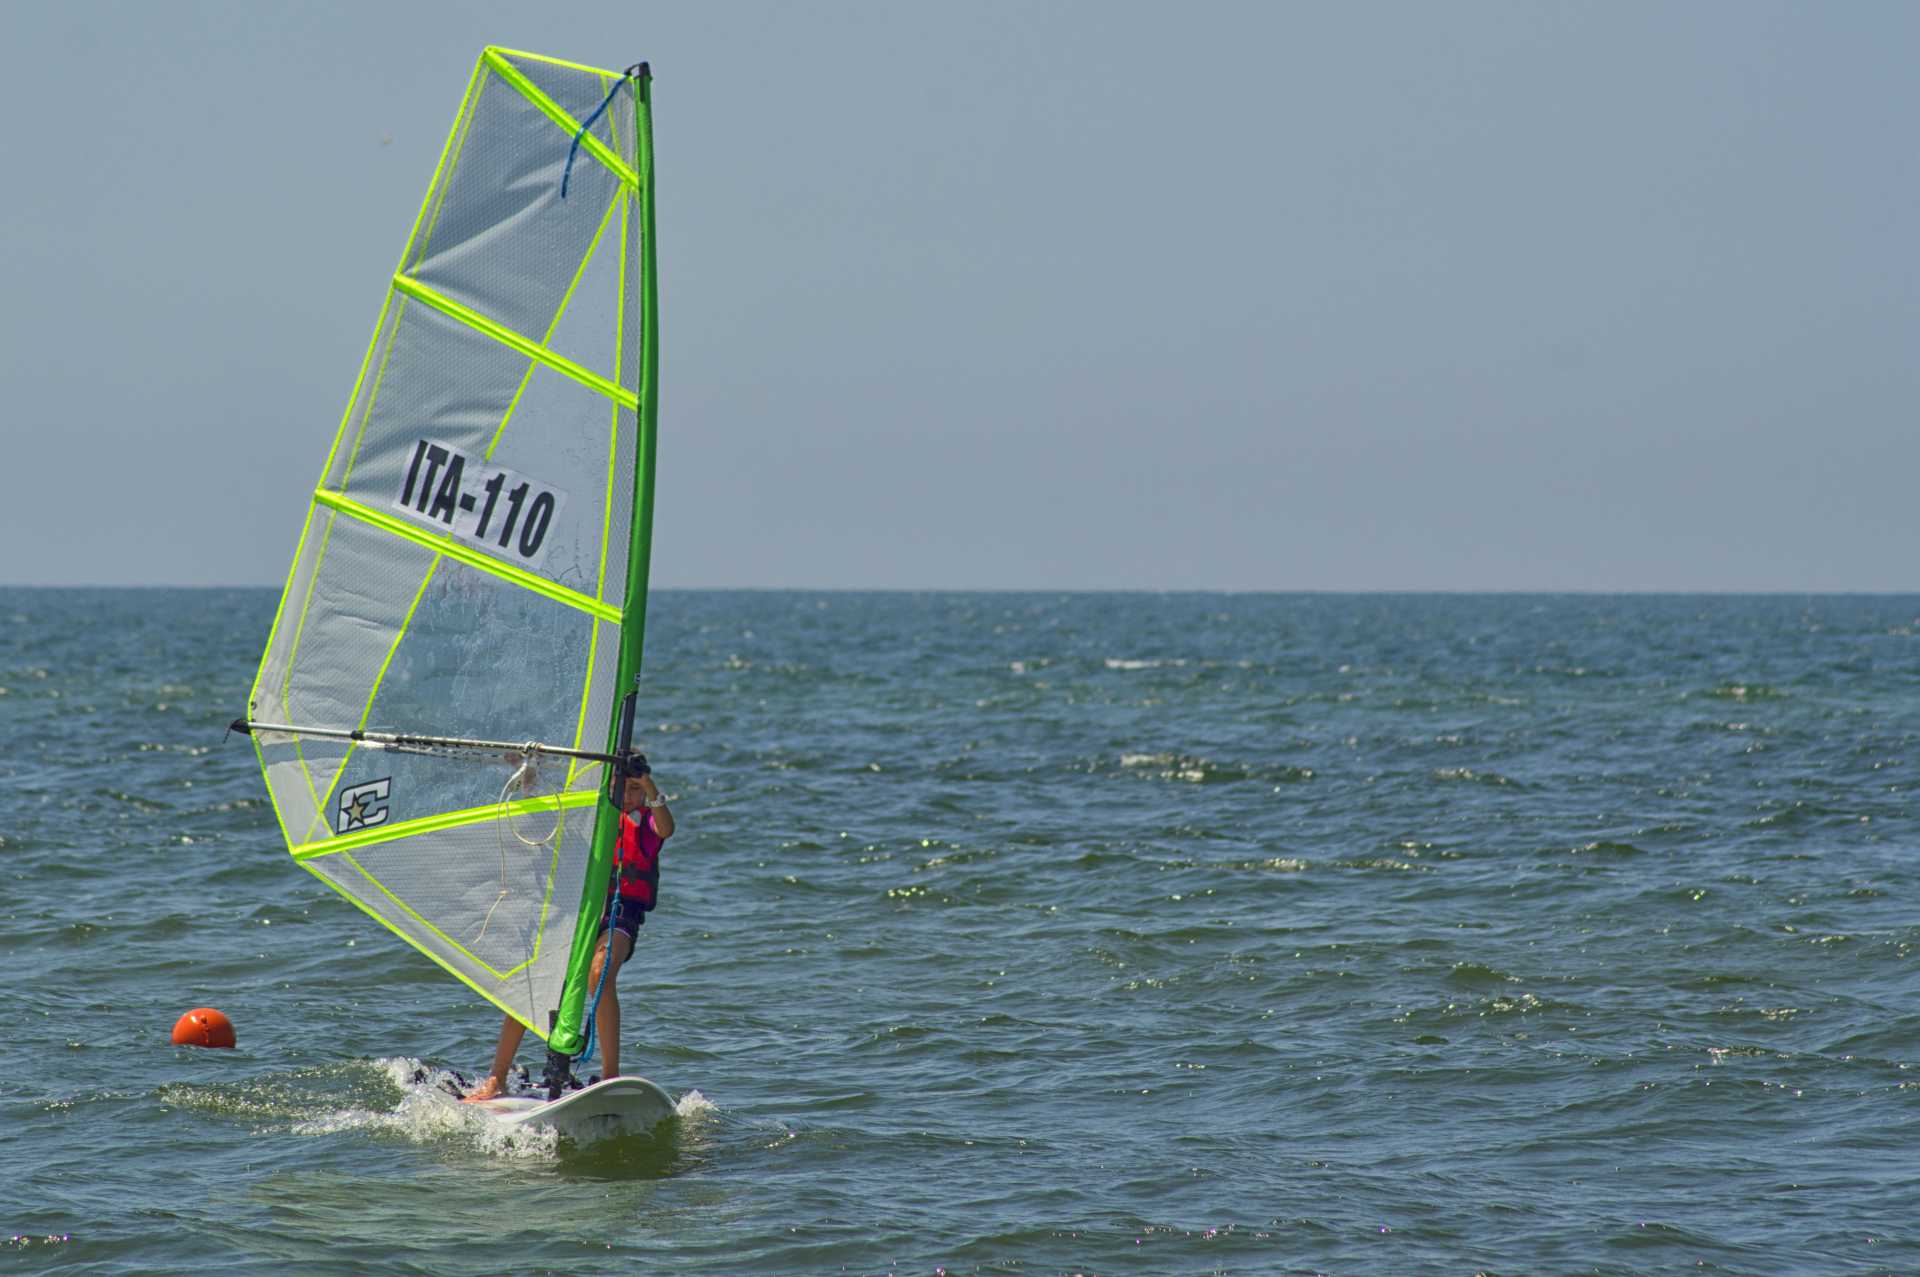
left=1, top=2, right=1913, bottom=590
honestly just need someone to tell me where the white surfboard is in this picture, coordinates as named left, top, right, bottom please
left=467, top=1076, right=676, bottom=1142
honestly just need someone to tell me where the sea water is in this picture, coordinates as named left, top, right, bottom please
left=2, top=589, right=1917, bottom=1275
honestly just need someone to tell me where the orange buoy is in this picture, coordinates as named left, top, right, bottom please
left=171, top=1007, right=236, bottom=1049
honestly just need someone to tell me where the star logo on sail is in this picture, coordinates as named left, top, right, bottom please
left=337, top=778, right=392, bottom=834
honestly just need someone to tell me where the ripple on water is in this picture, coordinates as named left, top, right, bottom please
left=7, top=590, right=1920, bottom=1273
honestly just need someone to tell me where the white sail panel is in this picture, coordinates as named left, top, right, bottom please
left=244, top=47, right=649, bottom=1038
left=303, top=791, right=599, bottom=1026
left=401, top=60, right=630, bottom=356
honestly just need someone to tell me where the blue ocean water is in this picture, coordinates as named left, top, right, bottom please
left=2, top=589, right=1917, bottom=1275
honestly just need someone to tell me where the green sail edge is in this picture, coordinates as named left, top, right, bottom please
left=548, top=64, right=658, bottom=1058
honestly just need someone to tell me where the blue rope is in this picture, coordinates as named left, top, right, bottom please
left=560, top=74, right=630, bottom=200
left=576, top=902, right=616, bottom=1065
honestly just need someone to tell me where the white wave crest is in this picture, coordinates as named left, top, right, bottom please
left=290, top=1057, right=560, bottom=1159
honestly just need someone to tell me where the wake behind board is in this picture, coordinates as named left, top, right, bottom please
left=468, top=1076, right=676, bottom=1143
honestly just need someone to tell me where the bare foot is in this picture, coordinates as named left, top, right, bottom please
left=460, top=1076, right=505, bottom=1102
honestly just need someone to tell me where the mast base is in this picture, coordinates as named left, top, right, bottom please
left=543, top=1045, right=581, bottom=1100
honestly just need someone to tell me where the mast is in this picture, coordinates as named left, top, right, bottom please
left=549, top=62, right=658, bottom=1058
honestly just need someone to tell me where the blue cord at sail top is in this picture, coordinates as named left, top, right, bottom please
left=560, top=72, right=632, bottom=200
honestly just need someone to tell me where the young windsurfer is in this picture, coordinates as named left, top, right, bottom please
left=462, top=765, right=674, bottom=1101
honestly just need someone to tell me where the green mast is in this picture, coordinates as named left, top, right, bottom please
left=550, top=62, right=660, bottom=1058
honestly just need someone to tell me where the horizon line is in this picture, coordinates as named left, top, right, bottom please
left=2, top=583, right=1917, bottom=597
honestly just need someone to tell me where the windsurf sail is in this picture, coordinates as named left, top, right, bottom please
left=235, top=47, right=660, bottom=1058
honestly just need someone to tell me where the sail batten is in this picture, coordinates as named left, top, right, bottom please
left=293, top=791, right=601, bottom=861
left=482, top=49, right=641, bottom=191
left=388, top=275, right=639, bottom=410
left=308, top=490, right=624, bottom=622
left=243, top=49, right=656, bottom=1049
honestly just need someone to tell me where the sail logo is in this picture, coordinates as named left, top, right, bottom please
left=337, top=778, right=392, bottom=834
left=392, top=438, right=570, bottom=570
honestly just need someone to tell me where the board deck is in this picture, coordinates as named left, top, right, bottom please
left=467, top=1075, right=676, bottom=1142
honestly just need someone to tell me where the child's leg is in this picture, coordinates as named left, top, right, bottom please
left=464, top=1012, right=527, bottom=1100
left=591, top=928, right=635, bottom=1077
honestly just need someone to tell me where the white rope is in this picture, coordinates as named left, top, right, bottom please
left=472, top=755, right=562, bottom=946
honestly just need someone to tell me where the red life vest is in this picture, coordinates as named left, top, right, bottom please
left=610, top=809, right=663, bottom=911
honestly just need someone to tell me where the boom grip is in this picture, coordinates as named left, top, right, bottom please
left=606, top=689, right=644, bottom=804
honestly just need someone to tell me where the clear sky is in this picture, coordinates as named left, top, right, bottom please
left=1, top=2, right=1913, bottom=590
